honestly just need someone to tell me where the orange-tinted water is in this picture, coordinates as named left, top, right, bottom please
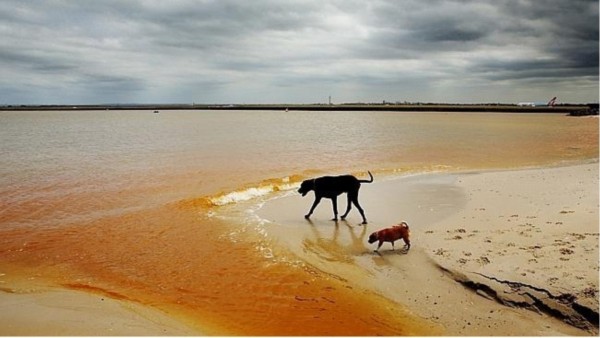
left=0, top=110, right=597, bottom=334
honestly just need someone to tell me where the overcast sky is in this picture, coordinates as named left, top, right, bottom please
left=1, top=0, right=598, bottom=105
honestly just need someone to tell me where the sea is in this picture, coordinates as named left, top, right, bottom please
left=0, top=109, right=597, bottom=334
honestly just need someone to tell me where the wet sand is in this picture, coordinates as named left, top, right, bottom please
left=257, top=162, right=599, bottom=335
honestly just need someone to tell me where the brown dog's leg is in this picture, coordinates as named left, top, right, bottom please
left=375, top=240, right=384, bottom=252
left=403, top=238, right=411, bottom=251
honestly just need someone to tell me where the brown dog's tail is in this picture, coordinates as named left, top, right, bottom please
left=400, top=221, right=409, bottom=234
left=359, top=171, right=374, bottom=183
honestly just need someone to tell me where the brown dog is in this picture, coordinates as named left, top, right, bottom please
left=368, top=222, right=410, bottom=252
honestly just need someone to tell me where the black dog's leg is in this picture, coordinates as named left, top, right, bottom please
left=331, top=197, right=339, bottom=221
left=340, top=194, right=352, bottom=220
left=305, top=196, right=322, bottom=219
left=351, top=195, right=368, bottom=224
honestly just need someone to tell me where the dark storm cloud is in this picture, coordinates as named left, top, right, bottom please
left=0, top=49, right=78, bottom=73
left=494, top=0, right=599, bottom=73
left=0, top=0, right=597, bottom=104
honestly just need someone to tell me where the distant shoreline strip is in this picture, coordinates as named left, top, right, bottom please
left=0, top=104, right=589, bottom=113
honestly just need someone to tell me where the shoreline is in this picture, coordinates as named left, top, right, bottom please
left=256, top=161, right=599, bottom=335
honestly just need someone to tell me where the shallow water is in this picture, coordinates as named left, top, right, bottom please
left=0, top=110, right=597, bottom=334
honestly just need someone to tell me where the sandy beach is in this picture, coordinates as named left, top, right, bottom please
left=0, top=285, right=199, bottom=336
left=419, top=163, right=599, bottom=333
left=257, top=162, right=599, bottom=335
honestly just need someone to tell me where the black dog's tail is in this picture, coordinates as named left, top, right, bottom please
left=359, top=171, right=374, bottom=183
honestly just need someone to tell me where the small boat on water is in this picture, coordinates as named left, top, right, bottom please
left=153, top=110, right=159, bottom=114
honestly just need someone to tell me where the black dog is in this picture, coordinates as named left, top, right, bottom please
left=297, top=171, right=373, bottom=224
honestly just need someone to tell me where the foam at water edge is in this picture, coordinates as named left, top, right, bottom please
left=209, top=182, right=300, bottom=206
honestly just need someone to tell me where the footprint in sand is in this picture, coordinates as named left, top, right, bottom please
left=518, top=231, right=532, bottom=237
left=581, top=287, right=598, bottom=298
left=434, top=248, right=449, bottom=257
left=570, top=233, right=586, bottom=240
left=559, top=248, right=574, bottom=255
left=476, top=256, right=491, bottom=265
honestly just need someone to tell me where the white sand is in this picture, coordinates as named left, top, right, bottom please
left=256, top=162, right=599, bottom=335
left=421, top=163, right=599, bottom=332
